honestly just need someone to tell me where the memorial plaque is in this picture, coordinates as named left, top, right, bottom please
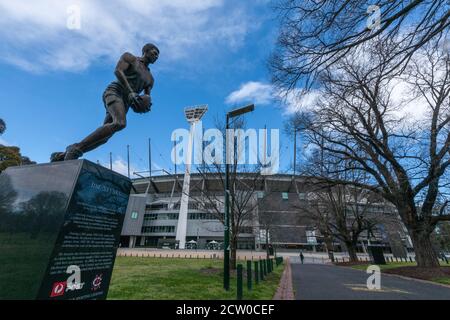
left=0, top=160, right=131, bottom=300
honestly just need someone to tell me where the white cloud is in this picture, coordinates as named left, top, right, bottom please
left=281, top=89, right=321, bottom=115
left=225, top=78, right=430, bottom=120
left=226, top=81, right=274, bottom=105
left=389, top=79, right=429, bottom=121
left=226, top=81, right=321, bottom=114
left=101, top=157, right=141, bottom=178
left=0, top=0, right=253, bottom=72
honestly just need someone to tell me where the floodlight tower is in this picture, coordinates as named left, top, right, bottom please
left=175, top=105, right=208, bottom=249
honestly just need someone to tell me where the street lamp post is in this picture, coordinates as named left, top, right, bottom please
left=224, top=104, right=255, bottom=291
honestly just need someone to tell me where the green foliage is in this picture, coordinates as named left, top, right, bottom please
left=0, top=145, right=21, bottom=172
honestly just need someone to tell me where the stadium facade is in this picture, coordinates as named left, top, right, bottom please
left=120, top=173, right=413, bottom=256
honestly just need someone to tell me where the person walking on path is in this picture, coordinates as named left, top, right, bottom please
left=300, top=251, right=305, bottom=264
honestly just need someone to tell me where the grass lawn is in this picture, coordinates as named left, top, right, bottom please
left=348, top=261, right=450, bottom=286
left=350, top=262, right=418, bottom=271
left=108, top=257, right=283, bottom=300
left=433, top=277, right=450, bottom=285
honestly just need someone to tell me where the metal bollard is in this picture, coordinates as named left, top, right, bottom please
left=237, top=264, right=243, bottom=300
left=260, top=260, right=265, bottom=281
left=263, top=259, right=267, bottom=276
left=254, top=261, right=259, bottom=284
left=247, top=260, right=252, bottom=291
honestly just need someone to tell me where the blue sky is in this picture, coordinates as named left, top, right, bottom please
left=0, top=0, right=303, bottom=177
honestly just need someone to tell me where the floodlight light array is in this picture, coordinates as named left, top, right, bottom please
left=184, top=105, right=208, bottom=123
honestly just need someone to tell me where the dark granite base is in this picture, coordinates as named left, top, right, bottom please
left=0, top=160, right=131, bottom=300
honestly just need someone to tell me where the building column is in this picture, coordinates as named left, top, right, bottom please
left=361, top=241, right=367, bottom=254
left=129, top=236, right=135, bottom=248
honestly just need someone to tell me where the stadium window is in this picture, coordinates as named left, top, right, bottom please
left=148, top=203, right=168, bottom=210
left=298, top=193, right=307, bottom=200
left=282, top=192, right=289, bottom=200
left=131, top=211, right=139, bottom=220
left=141, top=226, right=175, bottom=233
left=240, top=226, right=253, bottom=234
left=144, top=213, right=157, bottom=222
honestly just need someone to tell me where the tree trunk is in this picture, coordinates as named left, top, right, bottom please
left=409, top=228, right=440, bottom=268
left=324, top=236, right=335, bottom=262
left=345, top=241, right=359, bottom=262
left=230, top=237, right=237, bottom=270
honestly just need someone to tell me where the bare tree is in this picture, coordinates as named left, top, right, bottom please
left=188, top=118, right=264, bottom=270
left=189, top=164, right=262, bottom=270
left=289, top=39, right=450, bottom=267
left=299, top=148, right=388, bottom=262
left=270, top=0, right=450, bottom=91
left=305, top=183, right=393, bottom=262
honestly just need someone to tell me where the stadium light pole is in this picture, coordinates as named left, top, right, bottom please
left=176, top=105, right=208, bottom=250
left=224, top=104, right=255, bottom=291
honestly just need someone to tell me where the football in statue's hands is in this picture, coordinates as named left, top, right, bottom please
left=131, top=94, right=152, bottom=114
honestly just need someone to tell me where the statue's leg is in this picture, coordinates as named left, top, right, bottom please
left=78, top=113, right=114, bottom=154
left=52, top=114, right=112, bottom=162
left=64, top=96, right=127, bottom=160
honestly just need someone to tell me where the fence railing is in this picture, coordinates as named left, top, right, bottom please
left=332, top=255, right=450, bottom=264
left=117, top=250, right=270, bottom=261
left=236, top=257, right=284, bottom=300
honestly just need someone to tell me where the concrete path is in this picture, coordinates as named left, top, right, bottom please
left=292, top=264, right=450, bottom=300
left=273, top=258, right=295, bottom=300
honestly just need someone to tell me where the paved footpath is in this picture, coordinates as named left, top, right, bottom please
left=291, top=263, right=450, bottom=300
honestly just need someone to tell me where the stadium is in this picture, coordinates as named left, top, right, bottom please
left=120, top=173, right=413, bottom=257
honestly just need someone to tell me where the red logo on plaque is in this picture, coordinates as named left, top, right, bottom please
left=50, top=281, right=66, bottom=297
left=91, top=274, right=103, bottom=291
